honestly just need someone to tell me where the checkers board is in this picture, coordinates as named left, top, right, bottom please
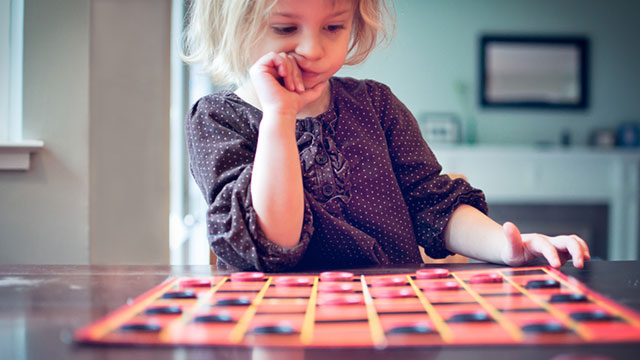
left=74, top=266, right=640, bottom=348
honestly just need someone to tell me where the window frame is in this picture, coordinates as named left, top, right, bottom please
left=0, top=0, right=43, bottom=171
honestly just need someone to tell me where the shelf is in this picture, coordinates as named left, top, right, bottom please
left=0, top=140, right=44, bottom=170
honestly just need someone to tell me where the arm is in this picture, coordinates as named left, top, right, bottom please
left=247, top=52, right=326, bottom=247
left=367, top=81, right=487, bottom=259
left=251, top=112, right=305, bottom=248
left=444, top=204, right=591, bottom=268
left=185, top=94, right=314, bottom=271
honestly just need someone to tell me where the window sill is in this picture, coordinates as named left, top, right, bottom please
left=0, top=140, right=44, bottom=170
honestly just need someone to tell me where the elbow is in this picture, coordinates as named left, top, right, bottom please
left=261, top=225, right=303, bottom=248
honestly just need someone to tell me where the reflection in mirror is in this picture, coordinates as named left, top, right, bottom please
left=480, top=35, right=589, bottom=109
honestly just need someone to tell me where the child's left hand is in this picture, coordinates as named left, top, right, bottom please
left=500, top=221, right=591, bottom=268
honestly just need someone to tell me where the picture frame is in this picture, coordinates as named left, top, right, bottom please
left=479, top=35, right=589, bottom=109
left=418, top=112, right=462, bottom=144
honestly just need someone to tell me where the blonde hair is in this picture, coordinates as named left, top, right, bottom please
left=182, top=0, right=394, bottom=85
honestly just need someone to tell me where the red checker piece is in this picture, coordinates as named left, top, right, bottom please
left=373, top=288, right=414, bottom=299
left=371, top=276, right=407, bottom=287
left=469, top=273, right=503, bottom=284
left=320, top=271, right=354, bottom=282
left=318, top=282, right=354, bottom=293
left=318, top=294, right=364, bottom=306
left=416, top=268, right=449, bottom=279
left=274, top=276, right=313, bottom=287
left=179, top=278, right=212, bottom=288
left=423, top=280, right=460, bottom=291
left=230, top=272, right=265, bottom=282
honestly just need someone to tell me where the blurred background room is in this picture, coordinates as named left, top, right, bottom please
left=1, top=0, right=639, bottom=266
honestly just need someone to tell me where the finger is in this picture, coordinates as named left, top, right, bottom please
left=574, top=236, right=591, bottom=260
left=288, top=54, right=305, bottom=93
left=551, top=236, right=585, bottom=268
left=527, top=236, right=562, bottom=268
left=277, top=53, right=295, bottom=92
left=501, top=221, right=524, bottom=266
left=270, top=53, right=292, bottom=91
left=299, top=80, right=327, bottom=108
left=548, top=236, right=582, bottom=268
left=251, top=52, right=279, bottom=79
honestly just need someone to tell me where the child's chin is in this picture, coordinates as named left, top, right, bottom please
left=303, top=78, right=328, bottom=90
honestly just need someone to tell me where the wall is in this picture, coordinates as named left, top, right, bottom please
left=89, top=0, right=171, bottom=264
left=0, top=0, right=90, bottom=264
left=338, top=0, right=640, bottom=145
left=0, top=0, right=170, bottom=265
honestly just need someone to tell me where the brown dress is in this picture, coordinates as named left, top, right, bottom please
left=185, top=77, right=487, bottom=271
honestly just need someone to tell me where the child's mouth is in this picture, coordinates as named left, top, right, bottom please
left=301, top=69, right=321, bottom=82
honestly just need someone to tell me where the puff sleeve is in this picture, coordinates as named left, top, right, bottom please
left=184, top=94, right=314, bottom=271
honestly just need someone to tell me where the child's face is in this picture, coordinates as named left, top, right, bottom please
left=253, top=0, right=355, bottom=89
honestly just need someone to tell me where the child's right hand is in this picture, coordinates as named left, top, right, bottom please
left=249, top=52, right=327, bottom=120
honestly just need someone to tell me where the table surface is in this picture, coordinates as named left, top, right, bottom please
left=1, top=261, right=639, bottom=360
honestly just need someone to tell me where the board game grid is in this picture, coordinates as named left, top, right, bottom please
left=74, top=266, right=640, bottom=348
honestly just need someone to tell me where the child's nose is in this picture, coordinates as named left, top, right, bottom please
left=295, top=32, right=323, bottom=60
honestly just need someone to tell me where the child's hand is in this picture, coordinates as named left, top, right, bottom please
left=500, top=221, right=591, bottom=268
left=249, top=51, right=326, bottom=118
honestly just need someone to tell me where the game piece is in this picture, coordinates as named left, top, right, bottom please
left=386, top=322, right=432, bottom=334
left=448, top=311, right=492, bottom=323
left=317, top=294, right=364, bottom=305
left=194, top=312, right=234, bottom=323
left=372, top=288, right=414, bottom=299
left=570, top=310, right=619, bottom=322
left=162, top=290, right=197, bottom=299
left=250, top=323, right=297, bottom=335
left=214, top=297, right=251, bottom=306
left=549, top=293, right=589, bottom=303
left=521, top=321, right=569, bottom=334
left=370, top=276, right=407, bottom=287
left=525, top=279, right=561, bottom=289
left=74, top=266, right=640, bottom=348
left=469, top=273, right=502, bottom=284
left=319, top=271, right=354, bottom=282
left=144, top=306, right=182, bottom=315
left=415, top=268, right=449, bottom=279
left=179, top=278, right=212, bottom=287
left=422, top=280, right=460, bottom=291
left=231, top=272, right=265, bottom=281
left=119, top=323, right=162, bottom=332
left=274, top=276, right=313, bottom=287
left=317, top=282, right=354, bottom=293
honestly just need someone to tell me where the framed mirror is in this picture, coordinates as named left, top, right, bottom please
left=479, top=35, right=589, bottom=109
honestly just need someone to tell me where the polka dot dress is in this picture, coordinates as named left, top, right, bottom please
left=185, top=77, right=488, bottom=272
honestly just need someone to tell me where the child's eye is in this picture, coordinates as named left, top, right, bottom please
left=326, top=24, right=345, bottom=32
left=272, top=26, right=297, bottom=35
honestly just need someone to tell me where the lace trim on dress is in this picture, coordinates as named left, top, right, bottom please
left=296, top=109, right=352, bottom=205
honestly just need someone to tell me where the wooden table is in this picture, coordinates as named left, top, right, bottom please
left=1, top=261, right=639, bottom=359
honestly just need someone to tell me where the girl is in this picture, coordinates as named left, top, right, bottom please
left=183, top=0, right=590, bottom=272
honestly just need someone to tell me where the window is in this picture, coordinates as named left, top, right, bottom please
left=0, top=0, right=42, bottom=171
left=169, top=0, right=217, bottom=265
left=1, top=0, right=22, bottom=141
